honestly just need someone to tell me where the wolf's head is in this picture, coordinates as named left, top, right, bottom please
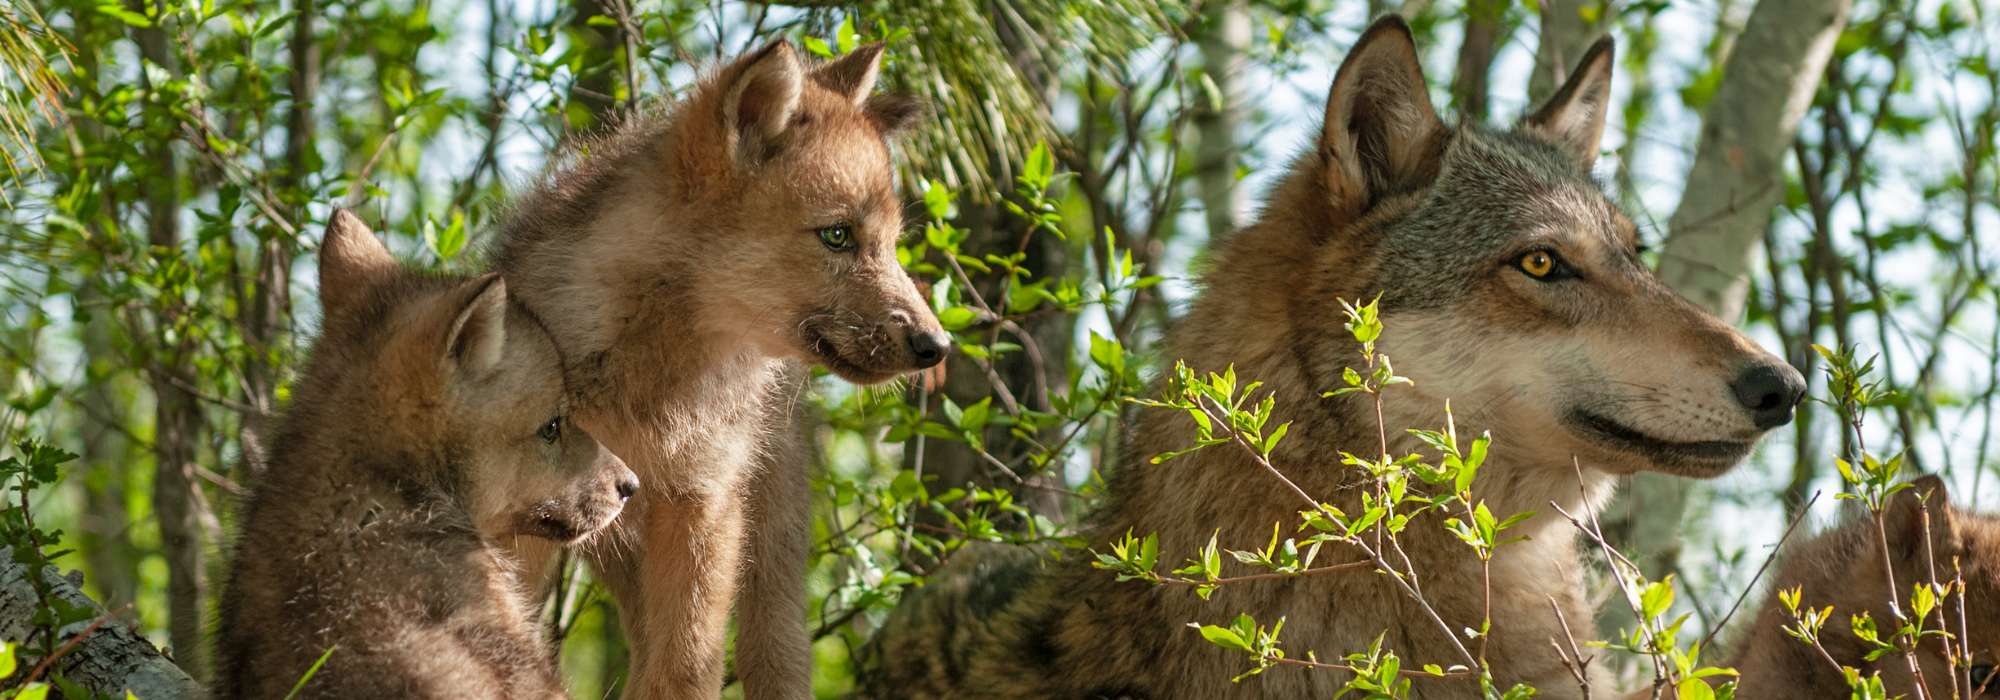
left=1291, top=18, right=1803, bottom=478
left=321, top=211, right=638, bottom=543
left=1761, top=476, right=2000, bottom=695
left=641, top=41, right=946, bottom=384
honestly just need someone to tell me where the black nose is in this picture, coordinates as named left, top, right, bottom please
left=1731, top=363, right=1807, bottom=430
left=908, top=331, right=949, bottom=368
left=615, top=477, right=639, bottom=501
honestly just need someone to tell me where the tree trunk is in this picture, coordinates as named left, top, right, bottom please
left=1594, top=0, right=1852, bottom=640
left=131, top=1, right=209, bottom=680
left=78, top=291, right=139, bottom=612
left=0, top=561, right=204, bottom=698
left=1193, top=0, right=1248, bottom=240
left=1655, top=0, right=1851, bottom=320
left=1451, top=0, right=1507, bottom=120
left=1528, top=0, right=1610, bottom=105
left=235, top=0, right=318, bottom=480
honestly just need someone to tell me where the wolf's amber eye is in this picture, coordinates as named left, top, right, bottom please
left=817, top=225, right=856, bottom=252
left=1972, top=664, right=1994, bottom=693
left=1518, top=250, right=1559, bottom=279
left=537, top=417, right=562, bottom=444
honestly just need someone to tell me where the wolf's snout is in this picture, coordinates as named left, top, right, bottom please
left=1731, top=363, right=1807, bottom=430
left=907, top=331, right=949, bottom=368
left=615, top=475, right=639, bottom=501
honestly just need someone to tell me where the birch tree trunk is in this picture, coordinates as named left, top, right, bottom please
left=1655, top=0, right=1851, bottom=319
left=1591, top=0, right=1851, bottom=639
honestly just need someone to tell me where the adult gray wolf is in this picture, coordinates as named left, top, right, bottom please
left=860, top=16, right=1804, bottom=699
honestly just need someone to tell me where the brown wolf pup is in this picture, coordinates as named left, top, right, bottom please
left=217, top=211, right=639, bottom=699
left=489, top=41, right=945, bottom=697
left=860, top=16, right=1804, bottom=699
left=1722, top=475, right=2000, bottom=698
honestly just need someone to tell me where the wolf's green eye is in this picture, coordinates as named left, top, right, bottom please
left=817, top=225, right=856, bottom=251
left=538, top=417, right=562, bottom=444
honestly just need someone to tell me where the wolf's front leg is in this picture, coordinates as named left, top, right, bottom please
left=734, top=379, right=814, bottom=699
left=608, top=491, right=748, bottom=699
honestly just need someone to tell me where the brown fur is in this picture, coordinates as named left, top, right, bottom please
left=861, top=18, right=1802, bottom=699
left=489, top=41, right=943, bottom=698
left=217, top=211, right=637, bottom=699
left=1724, top=476, right=2000, bottom=698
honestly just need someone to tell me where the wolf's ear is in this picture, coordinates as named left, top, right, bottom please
left=1523, top=36, right=1615, bottom=169
left=1886, top=475, right=1963, bottom=559
left=814, top=43, right=885, bottom=105
left=441, top=274, right=510, bottom=379
left=862, top=94, right=925, bottom=135
left=1321, top=16, right=1445, bottom=219
left=319, top=209, right=396, bottom=317
left=722, top=41, right=806, bottom=167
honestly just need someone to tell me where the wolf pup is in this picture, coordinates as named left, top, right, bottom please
left=217, top=211, right=638, bottom=699
left=861, top=16, right=1805, bottom=699
left=490, top=41, right=945, bottom=698
left=1722, top=475, right=2000, bottom=698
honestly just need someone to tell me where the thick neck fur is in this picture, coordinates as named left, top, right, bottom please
left=1084, top=143, right=1615, bottom=697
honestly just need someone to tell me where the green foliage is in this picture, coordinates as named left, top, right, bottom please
left=0, top=1, right=1992, bottom=697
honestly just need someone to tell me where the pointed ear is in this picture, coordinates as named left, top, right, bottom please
left=1523, top=36, right=1615, bottom=169
left=813, top=42, right=885, bottom=105
left=722, top=41, right=806, bottom=167
left=1321, top=16, right=1446, bottom=217
left=319, top=209, right=397, bottom=317
left=1887, top=475, right=1962, bottom=559
left=441, top=274, right=509, bottom=379
left=862, top=94, right=925, bottom=134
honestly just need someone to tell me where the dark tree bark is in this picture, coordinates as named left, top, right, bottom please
left=1451, top=0, right=1508, bottom=120
left=0, top=561, right=204, bottom=698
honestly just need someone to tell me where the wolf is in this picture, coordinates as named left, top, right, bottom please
left=488, top=41, right=946, bottom=697
left=1721, top=475, right=2000, bottom=698
left=216, top=211, right=639, bottom=699
left=859, top=16, right=1805, bottom=699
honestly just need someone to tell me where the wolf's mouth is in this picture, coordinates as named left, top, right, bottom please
left=522, top=513, right=584, bottom=542
left=803, top=328, right=897, bottom=384
left=1567, top=410, right=1754, bottom=473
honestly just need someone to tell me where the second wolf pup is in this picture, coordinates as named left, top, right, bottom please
left=216, top=211, right=638, bottom=699
left=1722, top=475, right=2000, bottom=698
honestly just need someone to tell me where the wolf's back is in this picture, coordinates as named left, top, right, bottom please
left=853, top=542, right=1052, bottom=698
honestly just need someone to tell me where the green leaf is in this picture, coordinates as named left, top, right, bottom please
left=891, top=470, right=925, bottom=503
left=1193, top=623, right=1251, bottom=652
left=936, top=306, right=977, bottom=331
left=835, top=15, right=859, bottom=54
left=1640, top=579, right=1675, bottom=620
left=95, top=4, right=153, bottom=27
left=283, top=645, right=338, bottom=700
left=1678, top=678, right=1716, bottom=700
